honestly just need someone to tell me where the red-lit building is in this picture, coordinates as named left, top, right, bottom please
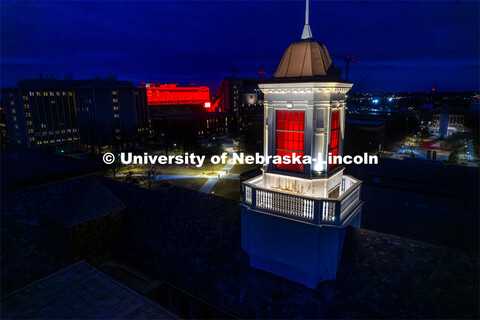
left=144, top=83, right=211, bottom=108
left=142, top=83, right=232, bottom=144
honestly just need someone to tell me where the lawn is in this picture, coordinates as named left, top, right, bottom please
left=211, top=179, right=241, bottom=201
left=228, top=163, right=261, bottom=174
left=117, top=161, right=225, bottom=176
left=155, top=178, right=208, bottom=192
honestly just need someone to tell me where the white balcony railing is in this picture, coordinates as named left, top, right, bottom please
left=242, top=175, right=362, bottom=226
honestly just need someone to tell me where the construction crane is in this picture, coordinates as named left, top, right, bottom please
left=331, top=54, right=355, bottom=82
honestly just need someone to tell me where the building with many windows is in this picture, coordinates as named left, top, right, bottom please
left=134, top=87, right=151, bottom=143
left=149, top=104, right=234, bottom=142
left=217, top=77, right=264, bottom=127
left=2, top=77, right=149, bottom=152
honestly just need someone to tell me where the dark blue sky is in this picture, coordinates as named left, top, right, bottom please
left=1, top=0, right=479, bottom=92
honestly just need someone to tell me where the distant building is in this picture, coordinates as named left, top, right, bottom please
left=217, top=77, right=264, bottom=126
left=144, top=83, right=211, bottom=109
left=143, top=83, right=232, bottom=143
left=422, top=106, right=468, bottom=136
left=2, top=82, right=78, bottom=148
left=149, top=104, right=234, bottom=141
left=2, top=77, right=149, bottom=152
left=134, top=87, right=152, bottom=142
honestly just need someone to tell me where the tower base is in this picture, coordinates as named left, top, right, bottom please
left=241, top=204, right=361, bottom=289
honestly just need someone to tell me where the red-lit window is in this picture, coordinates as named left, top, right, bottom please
left=276, top=110, right=305, bottom=172
left=329, top=110, right=340, bottom=169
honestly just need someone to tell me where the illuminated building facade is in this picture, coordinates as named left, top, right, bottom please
left=2, top=85, right=79, bottom=148
left=2, top=77, right=146, bottom=152
left=145, top=83, right=211, bottom=109
left=241, top=0, right=363, bottom=288
left=146, top=83, right=231, bottom=142
left=431, top=106, right=466, bottom=136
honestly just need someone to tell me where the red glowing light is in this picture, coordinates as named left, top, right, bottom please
left=329, top=110, right=340, bottom=169
left=145, top=83, right=210, bottom=106
left=276, top=110, right=305, bottom=172
left=432, top=88, right=436, bottom=91
left=204, top=102, right=211, bottom=108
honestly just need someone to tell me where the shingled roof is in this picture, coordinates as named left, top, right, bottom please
left=2, top=166, right=478, bottom=318
left=103, top=179, right=479, bottom=319
left=0, top=261, right=177, bottom=319
left=42, top=177, right=125, bottom=227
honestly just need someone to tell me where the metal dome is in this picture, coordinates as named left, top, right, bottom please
left=273, top=39, right=339, bottom=79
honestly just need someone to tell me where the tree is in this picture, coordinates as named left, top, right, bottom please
left=448, top=151, right=459, bottom=164
left=140, top=165, right=159, bottom=190
left=108, top=159, right=124, bottom=178
left=124, top=171, right=139, bottom=186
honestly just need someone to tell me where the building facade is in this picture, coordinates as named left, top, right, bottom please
left=3, top=83, right=78, bottom=148
left=150, top=104, right=234, bottom=141
left=241, top=1, right=363, bottom=288
left=217, top=77, right=264, bottom=127
left=144, top=83, right=211, bottom=108
left=134, top=87, right=152, bottom=142
left=2, top=77, right=149, bottom=152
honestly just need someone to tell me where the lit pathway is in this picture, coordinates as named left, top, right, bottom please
left=118, top=145, right=241, bottom=194
left=198, top=147, right=237, bottom=194
left=396, top=147, right=428, bottom=160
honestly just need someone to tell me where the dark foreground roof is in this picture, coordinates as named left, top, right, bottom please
left=1, top=171, right=478, bottom=318
left=42, top=177, right=125, bottom=227
left=0, top=261, right=176, bottom=319
left=344, top=158, right=480, bottom=255
left=103, top=179, right=479, bottom=319
left=0, top=176, right=119, bottom=295
left=1, top=148, right=102, bottom=193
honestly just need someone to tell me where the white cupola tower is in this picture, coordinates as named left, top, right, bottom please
left=241, top=0, right=363, bottom=288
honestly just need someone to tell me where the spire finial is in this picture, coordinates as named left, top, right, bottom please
left=301, top=0, right=313, bottom=39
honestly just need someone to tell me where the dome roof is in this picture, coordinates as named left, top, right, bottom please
left=273, top=39, right=342, bottom=81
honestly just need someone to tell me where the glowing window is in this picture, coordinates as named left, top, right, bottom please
left=276, top=110, right=305, bottom=172
left=329, top=110, right=340, bottom=169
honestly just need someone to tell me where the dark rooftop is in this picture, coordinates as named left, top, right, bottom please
left=102, top=178, right=479, bottom=318
left=344, top=158, right=480, bottom=255
left=42, top=177, right=125, bottom=227
left=1, top=158, right=478, bottom=318
left=1, top=148, right=102, bottom=194
left=0, top=261, right=177, bottom=319
left=0, top=176, right=112, bottom=295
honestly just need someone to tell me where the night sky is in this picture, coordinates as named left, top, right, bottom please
left=1, top=0, right=479, bottom=92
